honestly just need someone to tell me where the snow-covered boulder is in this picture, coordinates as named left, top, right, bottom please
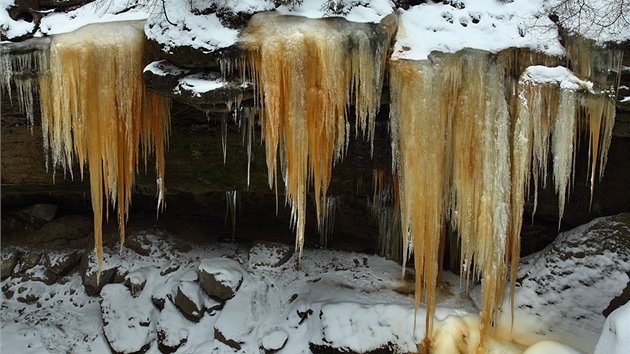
left=173, top=280, right=222, bottom=322
left=42, top=250, right=82, bottom=275
left=198, top=257, right=245, bottom=301
left=595, top=300, right=630, bottom=354
left=1, top=249, right=20, bottom=280
left=248, top=240, right=294, bottom=269
left=100, top=283, right=159, bottom=354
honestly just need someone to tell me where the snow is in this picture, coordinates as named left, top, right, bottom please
left=3, top=215, right=628, bottom=354
left=392, top=0, right=565, bottom=61
left=144, top=0, right=246, bottom=53
left=594, top=300, right=630, bottom=354
left=276, top=0, right=394, bottom=23
left=521, top=65, right=594, bottom=91
left=175, top=73, right=226, bottom=97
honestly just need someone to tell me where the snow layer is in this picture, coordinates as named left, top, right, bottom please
left=392, top=0, right=565, bottom=60
left=521, top=65, right=594, bottom=91
left=3, top=216, right=628, bottom=354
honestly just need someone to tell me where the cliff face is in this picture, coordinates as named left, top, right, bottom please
left=1, top=1, right=630, bottom=352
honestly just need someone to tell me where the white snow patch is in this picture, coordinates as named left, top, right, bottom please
left=392, top=0, right=565, bottom=61
left=175, top=73, right=226, bottom=97
left=521, top=65, right=594, bottom=91
left=595, top=300, right=630, bottom=354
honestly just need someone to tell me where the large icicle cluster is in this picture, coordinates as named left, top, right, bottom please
left=37, top=21, right=170, bottom=280
left=389, top=44, right=620, bottom=351
left=0, top=38, right=50, bottom=128
left=389, top=51, right=514, bottom=351
left=239, top=12, right=396, bottom=256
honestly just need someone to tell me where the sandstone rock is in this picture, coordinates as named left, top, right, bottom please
left=18, top=203, right=57, bottom=228
left=261, top=329, right=288, bottom=353
left=100, top=283, right=158, bottom=354
left=172, top=280, right=221, bottom=322
left=80, top=251, right=117, bottom=296
left=156, top=300, right=190, bottom=354
left=17, top=251, right=42, bottom=272
left=1, top=250, right=20, bottom=280
left=214, top=327, right=241, bottom=351
left=35, top=214, right=92, bottom=245
left=124, top=268, right=150, bottom=297
left=21, top=264, right=57, bottom=285
left=43, top=250, right=82, bottom=275
left=198, top=257, right=244, bottom=301
left=248, top=241, right=294, bottom=269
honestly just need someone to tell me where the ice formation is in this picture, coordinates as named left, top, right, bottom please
left=37, top=21, right=170, bottom=280
left=0, top=38, right=50, bottom=128
left=239, top=12, right=396, bottom=256
left=389, top=43, right=620, bottom=351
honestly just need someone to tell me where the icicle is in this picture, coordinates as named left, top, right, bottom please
left=225, top=190, right=239, bottom=242
left=240, top=106, right=256, bottom=189
left=221, top=112, right=228, bottom=164
left=0, top=38, right=51, bottom=130
left=369, top=170, right=402, bottom=262
left=317, top=195, right=337, bottom=249
left=565, top=36, right=623, bottom=204
left=38, top=21, right=170, bottom=279
left=240, top=12, right=397, bottom=257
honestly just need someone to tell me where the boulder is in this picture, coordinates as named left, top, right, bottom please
left=79, top=251, right=117, bottom=296
left=198, top=257, right=244, bottom=301
left=124, top=268, right=150, bottom=297
left=18, top=203, right=57, bottom=228
left=156, top=300, right=190, bottom=354
left=172, top=280, right=221, bottom=322
left=21, top=264, right=57, bottom=285
left=261, top=329, right=289, bottom=353
left=43, top=250, right=82, bottom=275
left=17, top=251, right=42, bottom=272
left=1, top=250, right=20, bottom=280
left=248, top=241, right=294, bottom=269
left=100, top=284, right=158, bottom=354
left=35, top=214, right=92, bottom=245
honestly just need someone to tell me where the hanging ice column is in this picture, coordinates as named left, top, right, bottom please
left=389, top=42, right=621, bottom=350
left=239, top=12, right=397, bottom=256
left=390, top=50, right=515, bottom=351
left=38, top=21, right=171, bottom=280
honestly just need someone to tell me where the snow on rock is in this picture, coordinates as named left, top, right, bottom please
left=595, top=300, right=630, bottom=354
left=276, top=0, right=394, bottom=23
left=261, top=329, right=289, bottom=351
left=199, top=257, right=246, bottom=301
left=392, top=0, right=565, bottom=61
left=100, top=283, right=159, bottom=354
left=1, top=248, right=19, bottom=280
left=156, top=300, right=192, bottom=353
left=521, top=65, right=594, bottom=91
left=173, top=280, right=222, bottom=322
left=248, top=240, right=294, bottom=269
left=485, top=213, right=630, bottom=353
